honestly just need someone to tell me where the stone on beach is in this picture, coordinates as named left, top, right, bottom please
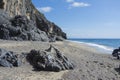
left=112, top=47, right=120, bottom=59
left=0, top=48, right=22, bottom=67
left=26, top=45, right=74, bottom=72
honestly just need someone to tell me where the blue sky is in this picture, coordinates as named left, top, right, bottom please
left=32, top=0, right=120, bottom=38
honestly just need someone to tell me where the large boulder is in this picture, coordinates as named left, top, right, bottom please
left=112, top=47, right=120, bottom=59
left=0, top=48, right=22, bottom=67
left=26, top=45, right=74, bottom=72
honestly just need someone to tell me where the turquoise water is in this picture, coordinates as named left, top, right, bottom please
left=69, top=38, right=120, bottom=53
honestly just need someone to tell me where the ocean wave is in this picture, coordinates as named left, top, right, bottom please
left=86, top=43, right=114, bottom=51
left=68, top=40, right=114, bottom=53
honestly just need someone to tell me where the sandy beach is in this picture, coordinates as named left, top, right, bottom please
left=0, top=40, right=120, bottom=80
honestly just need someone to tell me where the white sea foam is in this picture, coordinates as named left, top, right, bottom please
left=86, top=43, right=114, bottom=51
left=68, top=40, right=114, bottom=53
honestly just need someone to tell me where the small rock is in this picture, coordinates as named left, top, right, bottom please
left=93, top=61, right=98, bottom=63
left=98, top=78, right=102, bottom=80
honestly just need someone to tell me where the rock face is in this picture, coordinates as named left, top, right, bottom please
left=0, top=48, right=22, bottom=67
left=26, top=45, right=74, bottom=72
left=0, top=11, right=49, bottom=41
left=0, top=0, right=67, bottom=41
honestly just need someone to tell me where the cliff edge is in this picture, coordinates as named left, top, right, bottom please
left=0, top=0, right=67, bottom=41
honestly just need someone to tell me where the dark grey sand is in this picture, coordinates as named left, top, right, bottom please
left=0, top=40, right=120, bottom=80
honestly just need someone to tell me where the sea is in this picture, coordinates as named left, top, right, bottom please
left=69, top=38, right=120, bottom=54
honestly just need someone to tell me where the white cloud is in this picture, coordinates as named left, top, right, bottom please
left=71, top=2, right=90, bottom=7
left=65, top=0, right=91, bottom=9
left=37, top=7, right=53, bottom=13
left=66, top=0, right=74, bottom=3
left=70, top=2, right=90, bottom=8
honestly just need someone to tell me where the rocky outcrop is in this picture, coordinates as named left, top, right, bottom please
left=26, top=45, right=74, bottom=72
left=0, top=0, right=67, bottom=41
left=0, top=11, right=49, bottom=41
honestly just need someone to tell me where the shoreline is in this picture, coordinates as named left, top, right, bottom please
left=67, top=40, right=114, bottom=54
left=0, top=40, right=120, bottom=80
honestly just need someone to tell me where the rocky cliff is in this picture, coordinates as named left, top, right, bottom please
left=0, top=0, right=67, bottom=41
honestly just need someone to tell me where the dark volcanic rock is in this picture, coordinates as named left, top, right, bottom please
left=112, top=47, right=120, bottom=59
left=0, top=48, right=22, bottom=67
left=0, top=0, right=67, bottom=41
left=0, top=12, right=49, bottom=41
left=26, top=45, right=74, bottom=72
